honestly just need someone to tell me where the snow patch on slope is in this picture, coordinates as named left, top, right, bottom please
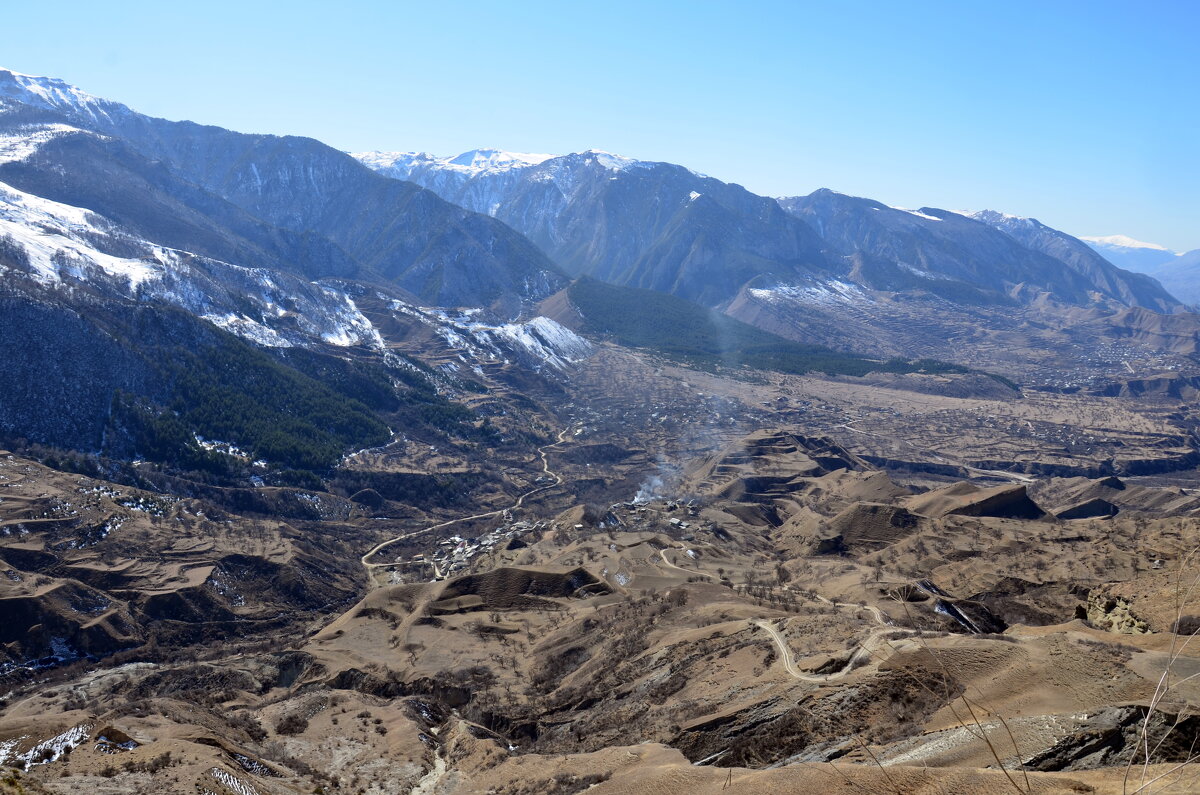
left=890, top=206, right=943, bottom=222
left=202, top=313, right=294, bottom=347
left=0, top=723, right=93, bottom=769
left=396, top=301, right=592, bottom=371
left=487, top=316, right=594, bottom=370
left=0, top=179, right=382, bottom=349
left=0, top=123, right=87, bottom=165
left=581, top=149, right=638, bottom=171
left=747, top=280, right=870, bottom=307
left=0, top=181, right=161, bottom=286
left=966, top=209, right=1046, bottom=232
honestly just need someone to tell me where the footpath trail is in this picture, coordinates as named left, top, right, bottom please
left=360, top=428, right=570, bottom=582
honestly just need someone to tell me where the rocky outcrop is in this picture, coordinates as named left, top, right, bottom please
left=1025, top=706, right=1200, bottom=771
left=1080, top=592, right=1150, bottom=634
left=906, top=482, right=1046, bottom=520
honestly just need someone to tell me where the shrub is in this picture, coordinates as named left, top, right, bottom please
left=274, top=713, right=309, bottom=735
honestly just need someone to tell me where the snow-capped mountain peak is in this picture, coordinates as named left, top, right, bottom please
left=351, top=150, right=435, bottom=172
left=445, top=148, right=555, bottom=172
left=1077, top=234, right=1181, bottom=274
left=1079, top=234, right=1174, bottom=253
left=352, top=147, right=670, bottom=183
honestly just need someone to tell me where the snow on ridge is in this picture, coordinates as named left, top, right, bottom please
left=1080, top=234, right=1174, bottom=252
left=890, top=206, right=943, bottom=222
left=967, top=209, right=1046, bottom=229
left=572, top=149, right=708, bottom=177
left=356, top=146, right=718, bottom=202
left=352, top=148, right=554, bottom=178
left=0, top=68, right=122, bottom=124
left=968, top=209, right=1021, bottom=221
left=579, top=149, right=638, bottom=171
left=0, top=179, right=384, bottom=350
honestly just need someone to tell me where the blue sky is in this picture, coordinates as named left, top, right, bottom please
left=5, top=0, right=1197, bottom=250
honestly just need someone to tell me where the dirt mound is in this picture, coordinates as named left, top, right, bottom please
left=1055, top=497, right=1119, bottom=520
left=139, top=586, right=239, bottom=623
left=906, top=482, right=1046, bottom=519
left=430, top=567, right=609, bottom=614
left=689, top=430, right=871, bottom=501
left=349, top=488, right=385, bottom=508
left=1035, top=475, right=1200, bottom=516
left=822, top=502, right=924, bottom=553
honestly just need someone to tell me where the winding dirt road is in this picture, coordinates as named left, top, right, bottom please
left=651, top=544, right=912, bottom=683
left=657, top=546, right=716, bottom=579
left=360, top=428, right=570, bottom=581
left=754, top=598, right=916, bottom=683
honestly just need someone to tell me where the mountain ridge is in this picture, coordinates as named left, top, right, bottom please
left=0, top=68, right=567, bottom=310
left=358, top=145, right=1183, bottom=315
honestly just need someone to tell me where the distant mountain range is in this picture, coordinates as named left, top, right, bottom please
left=357, top=147, right=1182, bottom=314
left=360, top=148, right=833, bottom=307
left=1080, top=235, right=1180, bottom=271
left=1078, top=235, right=1200, bottom=306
